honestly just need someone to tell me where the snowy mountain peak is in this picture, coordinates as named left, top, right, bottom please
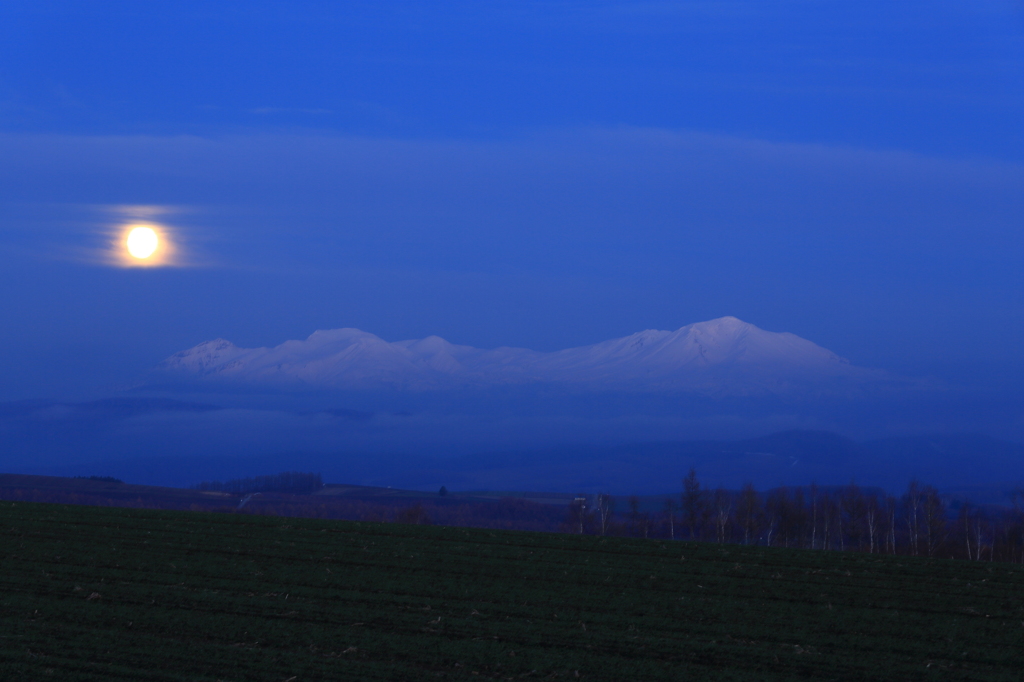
left=161, top=338, right=250, bottom=376
left=156, top=317, right=882, bottom=394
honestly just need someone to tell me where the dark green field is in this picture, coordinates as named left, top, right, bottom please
left=1, top=502, right=1022, bottom=681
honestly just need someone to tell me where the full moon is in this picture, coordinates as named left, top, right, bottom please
left=126, top=226, right=159, bottom=259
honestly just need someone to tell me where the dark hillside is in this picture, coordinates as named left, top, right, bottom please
left=17, top=429, right=1023, bottom=497
left=336, top=430, right=1022, bottom=496
left=0, top=473, right=237, bottom=510
left=860, top=434, right=1024, bottom=497
left=1, top=502, right=1023, bottom=680
left=0, top=474, right=569, bottom=531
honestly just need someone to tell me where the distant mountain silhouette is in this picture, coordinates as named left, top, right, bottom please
left=23, top=429, right=1020, bottom=499
left=0, top=398, right=220, bottom=420
left=157, top=317, right=901, bottom=396
left=363, top=430, right=1022, bottom=499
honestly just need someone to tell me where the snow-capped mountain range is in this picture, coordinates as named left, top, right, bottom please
left=157, top=317, right=893, bottom=395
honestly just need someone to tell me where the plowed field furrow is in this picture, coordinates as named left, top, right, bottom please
left=2, top=502, right=1023, bottom=680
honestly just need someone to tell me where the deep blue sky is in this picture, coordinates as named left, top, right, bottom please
left=2, top=1, right=1024, bottom=399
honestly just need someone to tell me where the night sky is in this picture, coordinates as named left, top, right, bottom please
left=2, top=1, right=1023, bottom=402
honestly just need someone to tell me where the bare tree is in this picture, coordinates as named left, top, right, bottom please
left=736, top=483, right=761, bottom=545
left=1013, top=489, right=1024, bottom=564
left=839, top=483, right=858, bottom=551
left=885, top=495, right=898, bottom=554
left=958, top=501, right=985, bottom=561
left=835, top=493, right=845, bottom=552
left=904, top=480, right=923, bottom=556
left=820, top=492, right=834, bottom=551
left=918, top=485, right=946, bottom=557
left=712, top=487, right=732, bottom=544
left=627, top=496, right=641, bottom=537
left=596, top=493, right=615, bottom=536
left=790, top=487, right=807, bottom=548
left=681, top=469, right=706, bottom=541
left=662, top=498, right=676, bottom=540
left=809, top=483, right=819, bottom=549
left=865, top=494, right=879, bottom=554
left=567, top=496, right=591, bottom=534
left=764, top=488, right=789, bottom=547
left=640, top=509, right=652, bottom=538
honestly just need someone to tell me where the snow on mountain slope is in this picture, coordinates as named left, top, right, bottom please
left=530, top=317, right=847, bottom=379
left=156, top=317, right=888, bottom=394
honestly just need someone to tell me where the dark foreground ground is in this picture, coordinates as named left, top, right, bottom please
left=1, top=502, right=1023, bottom=681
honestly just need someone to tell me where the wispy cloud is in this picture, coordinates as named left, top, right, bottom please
left=3, top=202, right=213, bottom=269
left=248, top=107, right=332, bottom=115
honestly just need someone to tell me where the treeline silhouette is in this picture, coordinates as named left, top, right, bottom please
left=192, top=472, right=323, bottom=495
left=5, top=471, right=1024, bottom=563
left=0, top=482, right=566, bottom=531
left=568, top=469, right=1024, bottom=563
left=237, top=496, right=566, bottom=532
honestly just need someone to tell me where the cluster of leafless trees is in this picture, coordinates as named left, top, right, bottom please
left=193, top=472, right=324, bottom=495
left=567, top=469, right=1024, bottom=563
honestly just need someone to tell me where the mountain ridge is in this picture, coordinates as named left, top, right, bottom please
left=157, top=316, right=894, bottom=395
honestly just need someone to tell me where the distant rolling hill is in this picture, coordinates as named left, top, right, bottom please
left=14, top=428, right=1021, bottom=501
left=357, top=430, right=1024, bottom=501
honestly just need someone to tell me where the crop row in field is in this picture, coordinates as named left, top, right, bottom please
left=1, top=501, right=1023, bottom=680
